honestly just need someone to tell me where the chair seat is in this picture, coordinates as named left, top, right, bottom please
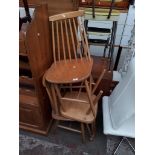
left=60, top=91, right=97, bottom=123
left=102, top=96, right=135, bottom=138
left=45, top=58, right=93, bottom=84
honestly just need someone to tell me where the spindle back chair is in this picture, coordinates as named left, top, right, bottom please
left=49, top=10, right=91, bottom=63
left=43, top=11, right=105, bottom=142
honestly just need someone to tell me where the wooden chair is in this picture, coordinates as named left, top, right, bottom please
left=46, top=10, right=93, bottom=84
left=43, top=10, right=105, bottom=142
left=43, top=68, right=106, bottom=142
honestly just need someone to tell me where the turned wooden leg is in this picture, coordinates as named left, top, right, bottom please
left=90, top=121, right=96, bottom=141
left=86, top=123, right=94, bottom=141
left=81, top=123, right=86, bottom=143
left=51, top=119, right=59, bottom=133
left=86, top=123, right=92, bottom=136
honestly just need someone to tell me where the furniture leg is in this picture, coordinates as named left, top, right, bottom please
left=51, top=119, right=59, bottom=133
left=91, top=121, right=96, bottom=141
left=86, top=123, right=92, bottom=137
left=81, top=123, right=86, bottom=143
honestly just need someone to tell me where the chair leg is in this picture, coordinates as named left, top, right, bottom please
left=86, top=122, right=96, bottom=141
left=51, top=119, right=59, bottom=133
left=86, top=123, right=94, bottom=141
left=86, top=124, right=92, bottom=137
left=113, top=137, right=135, bottom=155
left=92, top=121, right=96, bottom=137
left=80, top=123, right=86, bottom=143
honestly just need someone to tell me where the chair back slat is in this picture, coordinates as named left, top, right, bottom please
left=51, top=22, right=56, bottom=64
left=60, top=20, right=66, bottom=62
left=49, top=10, right=91, bottom=62
left=78, top=17, right=91, bottom=60
left=56, top=21, right=60, bottom=61
left=49, top=10, right=84, bottom=22
left=82, top=20, right=91, bottom=60
left=65, top=20, right=71, bottom=61
left=68, top=19, right=77, bottom=60
left=73, top=17, right=82, bottom=60
left=77, top=18, right=89, bottom=60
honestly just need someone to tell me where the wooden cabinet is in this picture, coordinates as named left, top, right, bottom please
left=92, top=56, right=119, bottom=96
left=19, top=0, right=42, bottom=7
left=19, top=4, right=52, bottom=135
left=47, top=0, right=78, bottom=16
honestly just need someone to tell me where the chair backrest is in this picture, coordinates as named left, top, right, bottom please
left=52, top=69, right=106, bottom=117
left=49, top=10, right=91, bottom=63
left=43, top=68, right=106, bottom=118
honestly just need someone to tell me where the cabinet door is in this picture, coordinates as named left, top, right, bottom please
left=19, top=105, right=42, bottom=128
left=19, top=94, right=43, bottom=128
left=19, top=0, right=41, bottom=7
left=48, top=0, right=77, bottom=16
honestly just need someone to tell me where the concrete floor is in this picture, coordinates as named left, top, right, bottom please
left=19, top=108, right=135, bottom=155
left=20, top=114, right=107, bottom=155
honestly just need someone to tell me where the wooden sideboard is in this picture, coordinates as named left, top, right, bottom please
left=46, top=0, right=78, bottom=16
left=19, top=4, right=52, bottom=135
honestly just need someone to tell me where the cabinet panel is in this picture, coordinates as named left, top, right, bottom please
left=19, top=0, right=41, bottom=7
left=19, top=23, right=29, bottom=55
left=47, top=0, right=77, bottom=16
left=20, top=106, right=42, bottom=128
left=19, top=4, right=52, bottom=135
left=19, top=34, right=27, bottom=55
left=19, top=94, right=42, bottom=127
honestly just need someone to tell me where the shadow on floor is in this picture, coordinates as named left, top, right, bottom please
left=19, top=107, right=135, bottom=155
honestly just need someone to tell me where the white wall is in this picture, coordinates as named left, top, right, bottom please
left=87, top=5, right=135, bottom=70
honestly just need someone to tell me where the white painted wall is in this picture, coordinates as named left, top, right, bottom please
left=88, top=5, right=135, bottom=70
left=19, top=7, right=35, bottom=18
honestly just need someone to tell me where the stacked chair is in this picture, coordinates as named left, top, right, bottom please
left=43, top=10, right=106, bottom=142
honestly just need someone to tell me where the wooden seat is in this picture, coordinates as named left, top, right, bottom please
left=60, top=91, right=98, bottom=123
left=43, top=10, right=106, bottom=142
left=55, top=68, right=106, bottom=141
left=45, top=10, right=93, bottom=84
left=43, top=68, right=106, bottom=142
left=45, top=58, right=93, bottom=84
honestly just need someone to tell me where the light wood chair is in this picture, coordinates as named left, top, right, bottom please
left=58, top=69, right=107, bottom=141
left=43, top=68, right=106, bottom=142
left=46, top=10, right=93, bottom=84
left=43, top=10, right=106, bottom=142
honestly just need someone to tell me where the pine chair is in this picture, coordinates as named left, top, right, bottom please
left=47, top=10, right=93, bottom=85
left=43, top=10, right=107, bottom=142
left=43, top=68, right=106, bottom=142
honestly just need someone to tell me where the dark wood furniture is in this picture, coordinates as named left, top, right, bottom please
left=19, top=4, right=52, bottom=135
left=19, top=0, right=43, bottom=7
left=46, top=0, right=78, bottom=16
left=91, top=56, right=119, bottom=96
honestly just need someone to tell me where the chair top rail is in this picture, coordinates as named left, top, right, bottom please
left=49, top=10, right=84, bottom=22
